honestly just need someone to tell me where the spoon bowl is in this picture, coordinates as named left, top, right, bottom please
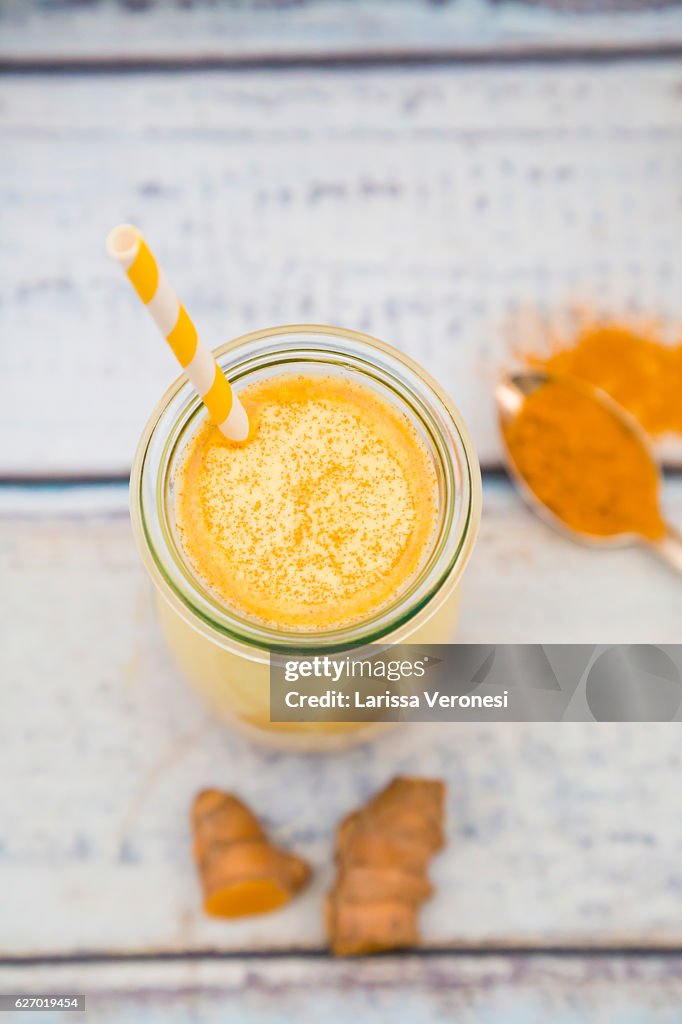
left=495, top=370, right=682, bottom=572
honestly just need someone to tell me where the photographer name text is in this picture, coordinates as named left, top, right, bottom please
left=283, top=689, right=509, bottom=710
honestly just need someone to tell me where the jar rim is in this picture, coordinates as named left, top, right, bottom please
left=130, top=324, right=481, bottom=653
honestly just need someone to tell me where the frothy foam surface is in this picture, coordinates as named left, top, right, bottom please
left=175, top=374, right=438, bottom=631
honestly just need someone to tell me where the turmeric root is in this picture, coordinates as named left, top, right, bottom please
left=327, top=776, right=446, bottom=956
left=326, top=896, right=420, bottom=957
left=333, top=865, right=433, bottom=905
left=336, top=826, right=435, bottom=875
left=192, top=789, right=311, bottom=918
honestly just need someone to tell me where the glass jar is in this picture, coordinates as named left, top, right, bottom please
left=130, top=325, right=481, bottom=750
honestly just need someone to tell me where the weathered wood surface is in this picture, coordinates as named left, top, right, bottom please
left=2, top=956, right=682, bottom=1023
left=2, top=0, right=682, bottom=63
left=2, top=63, right=682, bottom=476
left=1, top=479, right=681, bottom=957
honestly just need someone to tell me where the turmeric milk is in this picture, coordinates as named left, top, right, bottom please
left=175, top=374, right=439, bottom=630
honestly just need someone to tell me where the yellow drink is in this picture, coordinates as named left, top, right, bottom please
left=175, top=375, right=438, bottom=631
left=130, top=326, right=481, bottom=749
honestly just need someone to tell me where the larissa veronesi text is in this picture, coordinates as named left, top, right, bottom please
left=283, top=690, right=509, bottom=709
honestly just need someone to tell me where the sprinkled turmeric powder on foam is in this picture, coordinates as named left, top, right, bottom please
left=175, top=375, right=438, bottom=630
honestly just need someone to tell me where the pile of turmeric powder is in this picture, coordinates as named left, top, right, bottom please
left=503, top=379, right=665, bottom=541
left=527, top=321, right=682, bottom=437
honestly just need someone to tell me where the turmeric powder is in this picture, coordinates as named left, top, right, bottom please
left=327, top=776, right=445, bottom=956
left=503, top=380, right=665, bottom=541
left=192, top=790, right=310, bottom=917
left=527, top=322, right=682, bottom=437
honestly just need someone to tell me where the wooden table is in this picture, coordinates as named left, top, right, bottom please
left=2, top=2, right=682, bottom=1020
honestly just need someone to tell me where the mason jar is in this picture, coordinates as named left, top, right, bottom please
left=130, top=325, right=481, bottom=750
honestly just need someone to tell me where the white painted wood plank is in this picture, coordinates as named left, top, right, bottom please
left=1, top=479, right=682, bottom=956
left=2, top=0, right=682, bottom=62
left=1, top=63, right=682, bottom=476
left=2, top=956, right=682, bottom=1023
left=460, top=477, right=682, bottom=643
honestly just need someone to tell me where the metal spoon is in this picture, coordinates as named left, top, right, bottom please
left=495, top=370, right=682, bottom=574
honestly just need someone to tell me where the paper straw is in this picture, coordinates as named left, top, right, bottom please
left=106, top=224, right=249, bottom=442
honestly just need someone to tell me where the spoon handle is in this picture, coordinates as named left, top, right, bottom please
left=649, top=523, right=682, bottom=574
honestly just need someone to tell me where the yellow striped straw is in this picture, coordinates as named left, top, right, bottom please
left=106, top=224, right=249, bottom=442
